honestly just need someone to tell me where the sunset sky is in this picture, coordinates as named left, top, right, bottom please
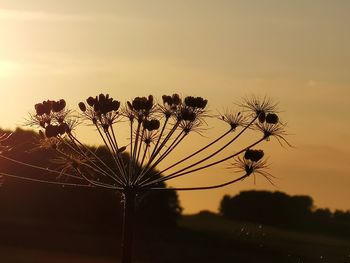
left=0, top=1, right=349, bottom=213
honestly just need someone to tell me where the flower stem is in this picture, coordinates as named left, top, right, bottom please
left=121, top=189, right=136, bottom=263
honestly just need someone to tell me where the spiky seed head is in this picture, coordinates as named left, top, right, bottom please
left=266, top=113, right=279, bottom=124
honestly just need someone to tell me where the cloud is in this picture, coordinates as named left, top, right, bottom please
left=0, top=8, right=92, bottom=22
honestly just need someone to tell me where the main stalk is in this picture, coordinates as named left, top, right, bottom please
left=121, top=190, right=136, bottom=263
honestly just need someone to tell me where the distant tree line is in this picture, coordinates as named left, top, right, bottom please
left=220, top=190, right=350, bottom=237
left=0, top=128, right=182, bottom=232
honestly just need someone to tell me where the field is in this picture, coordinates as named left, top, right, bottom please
left=1, top=213, right=349, bottom=263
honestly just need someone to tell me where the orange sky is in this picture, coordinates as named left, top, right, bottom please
left=0, top=1, right=349, bottom=213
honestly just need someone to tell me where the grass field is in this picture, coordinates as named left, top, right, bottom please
left=179, top=212, right=350, bottom=263
left=1, top=213, right=349, bottom=262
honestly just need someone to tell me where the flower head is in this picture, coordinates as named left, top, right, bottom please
left=231, top=150, right=274, bottom=185
left=158, top=94, right=182, bottom=119
left=13, top=94, right=287, bottom=191
left=255, top=120, right=291, bottom=147
left=219, top=110, right=248, bottom=131
left=241, top=96, right=278, bottom=122
left=28, top=99, right=73, bottom=139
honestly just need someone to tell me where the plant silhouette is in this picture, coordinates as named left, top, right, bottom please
left=0, top=94, right=288, bottom=263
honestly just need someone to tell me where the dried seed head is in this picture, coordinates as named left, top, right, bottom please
left=143, top=119, right=160, bottom=131
left=111, top=100, right=120, bottom=111
left=162, top=95, right=173, bottom=105
left=172, top=94, right=181, bottom=105
left=45, top=125, right=59, bottom=138
left=35, top=103, right=45, bottom=116
left=244, top=149, right=264, bottom=162
left=242, top=96, right=278, bottom=118
left=258, top=111, right=266, bottom=123
left=162, top=93, right=182, bottom=106
left=57, top=123, right=65, bottom=135
left=127, top=101, right=133, bottom=110
left=42, top=100, right=52, bottom=115
left=184, top=96, right=208, bottom=109
left=266, top=113, right=279, bottom=124
left=78, top=102, right=86, bottom=112
left=180, top=108, right=196, bottom=122
left=86, top=96, right=95, bottom=106
left=52, top=99, right=66, bottom=112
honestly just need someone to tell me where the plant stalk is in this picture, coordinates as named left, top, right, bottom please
left=121, top=190, right=136, bottom=263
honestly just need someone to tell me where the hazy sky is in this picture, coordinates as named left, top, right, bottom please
left=0, top=1, right=349, bottom=213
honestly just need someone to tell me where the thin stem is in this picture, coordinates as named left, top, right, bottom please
left=0, top=154, right=82, bottom=180
left=142, top=137, right=265, bottom=187
left=137, top=131, right=187, bottom=185
left=130, top=121, right=142, bottom=183
left=75, top=168, right=118, bottom=190
left=0, top=172, right=94, bottom=187
left=144, top=116, right=258, bottom=184
left=138, top=121, right=180, bottom=180
left=129, top=119, right=134, bottom=185
left=155, top=130, right=186, bottom=165
left=135, top=127, right=145, bottom=166
left=158, top=128, right=233, bottom=175
left=105, top=130, right=127, bottom=181
left=58, top=137, right=124, bottom=186
left=121, top=190, right=136, bottom=263
left=149, top=117, right=169, bottom=160
left=95, top=125, right=126, bottom=182
left=110, top=125, right=128, bottom=177
left=68, top=134, right=123, bottom=185
left=149, top=172, right=249, bottom=191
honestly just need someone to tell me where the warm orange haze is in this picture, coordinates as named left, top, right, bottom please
left=0, top=0, right=349, bottom=215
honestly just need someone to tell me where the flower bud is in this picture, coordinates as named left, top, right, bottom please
left=45, top=125, right=59, bottom=138
left=42, top=100, right=52, bottom=115
left=78, top=102, right=86, bottom=112
left=86, top=96, right=95, bottom=106
left=258, top=111, right=266, bottom=123
left=266, top=113, right=279, bottom=124
left=111, top=100, right=120, bottom=111
left=181, top=109, right=196, bottom=121
left=35, top=103, right=45, bottom=116
left=57, top=123, right=67, bottom=135
left=172, top=94, right=181, bottom=105
left=117, top=146, right=127, bottom=153
left=162, top=95, right=172, bottom=105
left=244, top=149, right=264, bottom=162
